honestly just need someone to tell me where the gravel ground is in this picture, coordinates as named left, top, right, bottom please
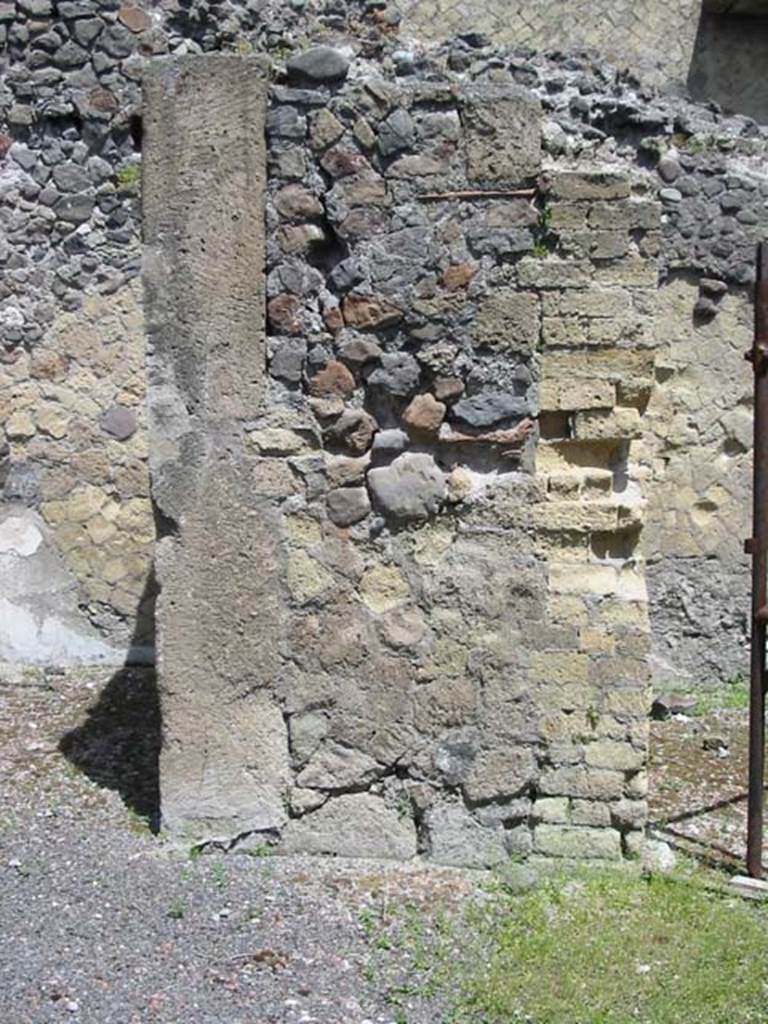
left=0, top=666, right=482, bottom=1024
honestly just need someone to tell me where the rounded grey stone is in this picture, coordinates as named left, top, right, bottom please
left=694, top=296, right=718, bottom=319
left=367, top=452, right=446, bottom=521
left=657, top=155, right=681, bottom=183
left=99, top=404, right=137, bottom=441
left=286, top=47, right=350, bottom=84
left=699, top=277, right=728, bottom=297
left=659, top=187, right=682, bottom=203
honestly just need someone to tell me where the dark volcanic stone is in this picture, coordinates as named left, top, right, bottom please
left=337, top=335, right=382, bottom=368
left=286, top=47, right=350, bottom=84
left=377, top=109, right=415, bottom=157
left=329, top=257, right=365, bottom=292
left=651, top=694, right=698, bottom=720
left=54, top=193, right=94, bottom=224
left=270, top=338, right=306, bottom=383
left=3, top=460, right=41, bottom=505
left=52, top=40, right=89, bottom=68
left=452, top=392, right=528, bottom=428
left=53, top=163, right=91, bottom=193
left=367, top=352, right=420, bottom=398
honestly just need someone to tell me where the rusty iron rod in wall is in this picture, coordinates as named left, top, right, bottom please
left=746, top=241, right=768, bottom=879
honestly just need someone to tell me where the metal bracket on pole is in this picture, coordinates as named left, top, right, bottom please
left=746, top=241, right=768, bottom=879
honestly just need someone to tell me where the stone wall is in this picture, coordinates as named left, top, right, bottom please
left=145, top=47, right=658, bottom=859
left=1, top=3, right=767, bottom=684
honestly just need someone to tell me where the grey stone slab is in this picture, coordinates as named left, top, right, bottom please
left=144, top=57, right=282, bottom=841
left=460, top=84, right=541, bottom=184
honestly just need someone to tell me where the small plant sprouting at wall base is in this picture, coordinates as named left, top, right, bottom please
left=243, top=843, right=273, bottom=858
left=116, top=165, right=141, bottom=191
left=126, top=807, right=153, bottom=836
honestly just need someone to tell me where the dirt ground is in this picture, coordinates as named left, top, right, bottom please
left=0, top=664, right=762, bottom=1024
left=648, top=699, right=765, bottom=871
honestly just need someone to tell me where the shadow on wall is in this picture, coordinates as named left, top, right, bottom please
left=688, top=10, right=768, bottom=123
left=58, top=571, right=162, bottom=831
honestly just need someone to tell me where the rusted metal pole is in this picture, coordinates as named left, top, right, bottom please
left=747, top=242, right=768, bottom=878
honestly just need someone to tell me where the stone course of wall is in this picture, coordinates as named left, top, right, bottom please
left=1, top=1, right=767, bottom=683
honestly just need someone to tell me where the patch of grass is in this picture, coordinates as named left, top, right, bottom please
left=358, top=898, right=469, bottom=1013
left=242, top=843, right=274, bottom=861
left=455, top=867, right=768, bottom=1024
left=691, top=675, right=749, bottom=716
left=210, top=862, right=227, bottom=890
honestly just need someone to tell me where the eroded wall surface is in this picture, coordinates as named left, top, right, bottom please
left=645, top=279, right=752, bottom=685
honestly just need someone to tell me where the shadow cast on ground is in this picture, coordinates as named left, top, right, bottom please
left=58, top=571, right=162, bottom=830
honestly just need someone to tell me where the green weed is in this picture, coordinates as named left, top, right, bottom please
left=691, top=675, right=749, bottom=716
left=166, top=897, right=186, bottom=920
left=210, top=862, right=227, bottom=890
left=116, top=165, right=141, bottom=191
left=125, top=807, right=153, bottom=836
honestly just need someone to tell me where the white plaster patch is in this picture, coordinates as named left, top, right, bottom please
left=0, top=598, right=122, bottom=665
left=0, top=515, right=43, bottom=557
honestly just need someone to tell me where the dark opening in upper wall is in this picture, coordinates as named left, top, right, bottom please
left=688, top=7, right=768, bottom=123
